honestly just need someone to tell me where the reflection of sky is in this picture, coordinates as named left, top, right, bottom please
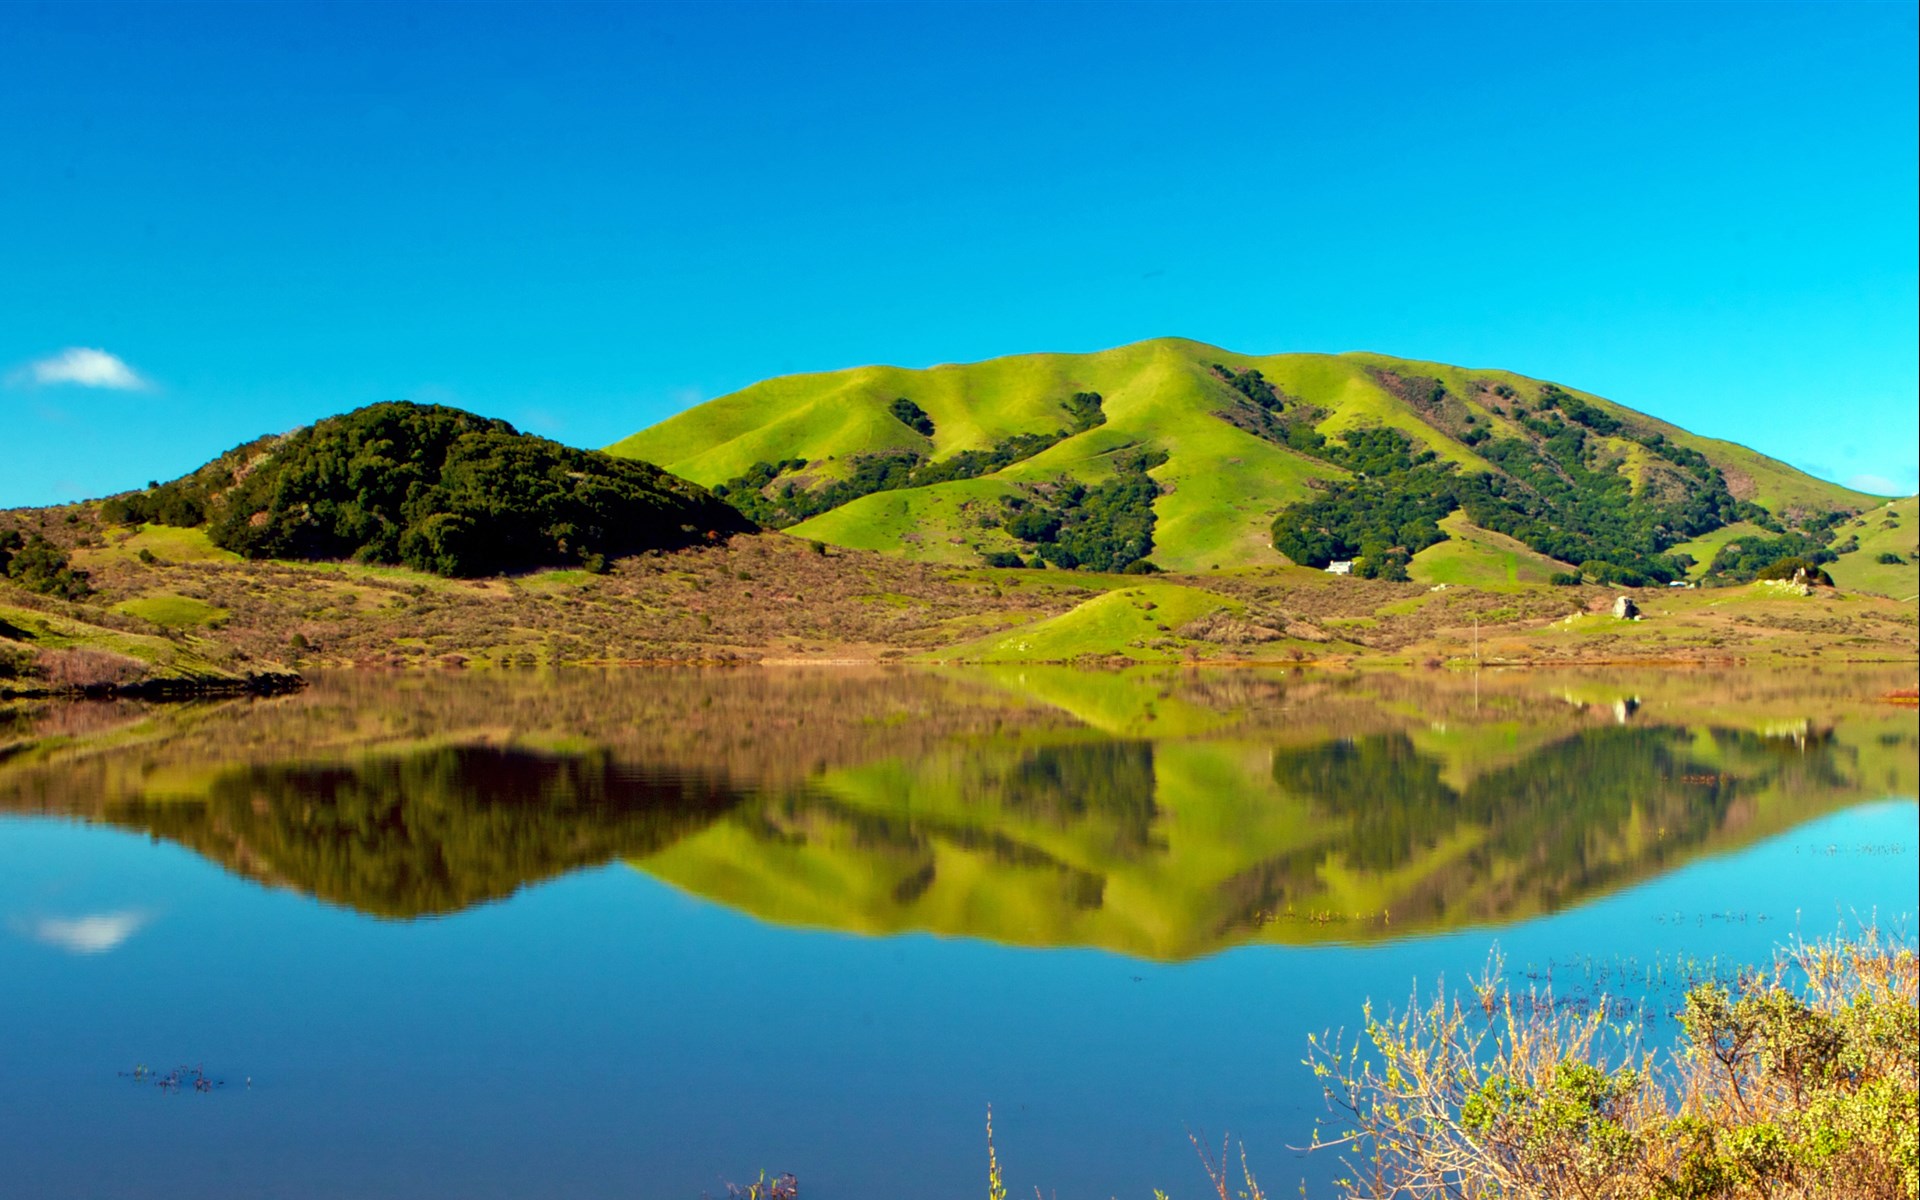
left=0, top=803, right=1914, bottom=1199
left=13, top=910, right=149, bottom=954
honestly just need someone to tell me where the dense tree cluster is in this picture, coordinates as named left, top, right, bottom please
left=0, top=529, right=92, bottom=600
left=999, top=449, right=1166, bottom=572
left=1245, top=371, right=1860, bottom=585
left=1263, top=387, right=1826, bottom=584
left=1212, top=364, right=1284, bottom=410
left=1701, top=534, right=1839, bottom=585
left=100, top=479, right=209, bottom=527
left=1267, top=430, right=1454, bottom=579
left=713, top=392, right=1108, bottom=529
left=128, top=402, right=758, bottom=577
left=888, top=397, right=935, bottom=438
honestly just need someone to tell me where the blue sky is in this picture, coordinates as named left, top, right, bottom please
left=3, top=0, right=1915, bottom=506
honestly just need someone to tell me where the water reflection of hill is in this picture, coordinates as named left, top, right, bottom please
left=1, top=666, right=1911, bottom=948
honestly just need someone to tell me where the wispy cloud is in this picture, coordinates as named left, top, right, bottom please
left=14, top=347, right=151, bottom=390
left=15, top=910, right=150, bottom=954
left=1846, top=473, right=1915, bottom=497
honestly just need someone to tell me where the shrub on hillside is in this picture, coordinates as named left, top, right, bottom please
left=1754, top=557, right=1835, bottom=586
left=889, top=397, right=935, bottom=437
left=0, top=529, right=93, bottom=600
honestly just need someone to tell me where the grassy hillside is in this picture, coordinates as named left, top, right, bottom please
left=608, top=338, right=1875, bottom=578
left=1408, top=512, right=1575, bottom=590
left=1827, top=497, right=1920, bottom=600
left=0, top=594, right=252, bottom=693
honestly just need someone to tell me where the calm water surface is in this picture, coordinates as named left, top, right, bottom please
left=1, top=666, right=1914, bottom=1198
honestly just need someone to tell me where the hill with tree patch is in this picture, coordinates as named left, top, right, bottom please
left=607, top=338, right=1894, bottom=590
left=99, top=401, right=752, bottom=577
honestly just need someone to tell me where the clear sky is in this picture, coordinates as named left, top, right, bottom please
left=3, top=0, right=1915, bottom=507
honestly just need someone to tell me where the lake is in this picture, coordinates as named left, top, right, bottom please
left=1, top=666, right=1914, bottom=1199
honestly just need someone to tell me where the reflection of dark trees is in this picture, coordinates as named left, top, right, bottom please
left=104, top=746, right=741, bottom=917
left=1225, top=724, right=1852, bottom=933
left=1270, top=736, right=1456, bottom=871
left=972, top=741, right=1159, bottom=854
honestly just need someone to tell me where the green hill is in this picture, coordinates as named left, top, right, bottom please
left=102, top=401, right=752, bottom=577
left=608, top=338, right=1887, bottom=585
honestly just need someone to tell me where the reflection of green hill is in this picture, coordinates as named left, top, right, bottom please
left=637, top=716, right=1914, bottom=959
left=2, top=666, right=1911, bottom=938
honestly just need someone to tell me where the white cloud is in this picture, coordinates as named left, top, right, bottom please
left=16, top=910, right=149, bottom=954
left=1846, top=473, right=1914, bottom=497
left=20, top=347, right=151, bottom=390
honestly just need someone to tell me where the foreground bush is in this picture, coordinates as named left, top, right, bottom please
left=1306, top=928, right=1917, bottom=1199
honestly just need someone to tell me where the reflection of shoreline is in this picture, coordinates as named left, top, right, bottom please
left=0, top=668, right=1912, bottom=957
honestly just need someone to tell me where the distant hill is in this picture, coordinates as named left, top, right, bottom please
left=607, top=338, right=1887, bottom=586
left=102, top=401, right=752, bottom=577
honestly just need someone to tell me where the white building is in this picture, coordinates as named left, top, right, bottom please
left=1326, top=561, right=1354, bottom=575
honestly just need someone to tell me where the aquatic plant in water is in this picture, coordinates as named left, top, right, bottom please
left=1304, top=926, right=1918, bottom=1199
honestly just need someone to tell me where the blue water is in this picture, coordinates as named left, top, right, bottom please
left=2, top=799, right=1914, bottom=1200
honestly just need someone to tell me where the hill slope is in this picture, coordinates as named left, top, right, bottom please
left=608, top=339, right=1885, bottom=583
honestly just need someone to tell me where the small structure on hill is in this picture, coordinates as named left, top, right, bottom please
left=1612, top=595, right=1639, bottom=620
left=1326, top=561, right=1353, bottom=576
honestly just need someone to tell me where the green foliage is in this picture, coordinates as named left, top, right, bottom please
left=1461, top=432, right=1705, bottom=582
left=204, top=402, right=750, bottom=576
left=1875, top=551, right=1905, bottom=565
left=1002, top=450, right=1167, bottom=572
left=100, top=478, right=209, bottom=527
left=889, top=396, right=935, bottom=437
left=1550, top=571, right=1583, bottom=586
left=1061, top=390, right=1108, bottom=433
left=1269, top=430, right=1455, bottom=569
left=980, top=551, right=1028, bottom=569
left=1752, top=557, right=1835, bottom=586
left=1703, top=535, right=1838, bottom=585
left=0, top=529, right=93, bottom=600
left=1212, top=363, right=1284, bottom=410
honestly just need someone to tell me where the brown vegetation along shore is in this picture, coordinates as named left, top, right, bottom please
left=0, top=503, right=1914, bottom=686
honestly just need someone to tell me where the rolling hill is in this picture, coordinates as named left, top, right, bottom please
left=607, top=338, right=1889, bottom=585
left=98, top=401, right=753, bottom=577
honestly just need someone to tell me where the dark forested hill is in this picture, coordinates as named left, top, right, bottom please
left=99, top=401, right=752, bottom=576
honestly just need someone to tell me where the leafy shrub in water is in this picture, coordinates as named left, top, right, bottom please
left=1305, top=927, right=1918, bottom=1200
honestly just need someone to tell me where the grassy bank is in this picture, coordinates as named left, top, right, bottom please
left=1, top=502, right=1914, bottom=675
